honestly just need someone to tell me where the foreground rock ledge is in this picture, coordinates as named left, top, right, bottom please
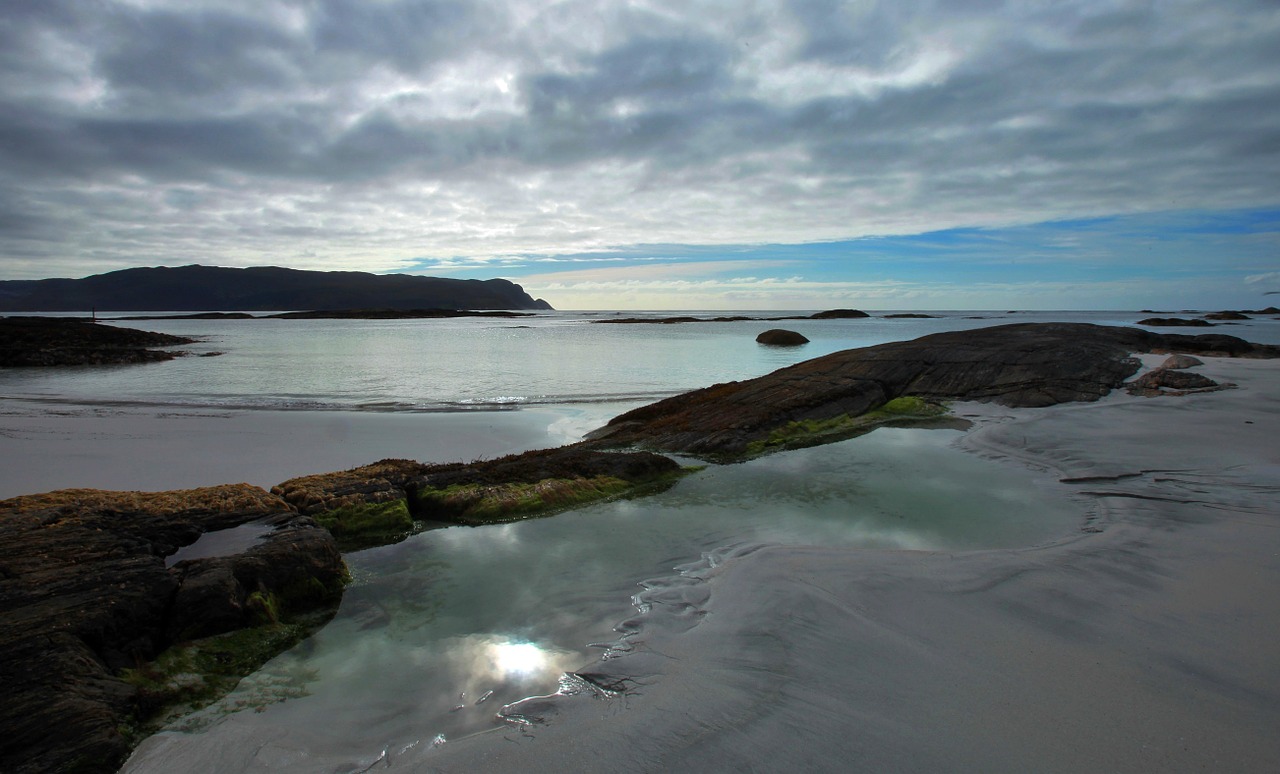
left=273, top=447, right=685, bottom=550
left=0, top=485, right=344, bottom=774
left=587, top=322, right=1280, bottom=458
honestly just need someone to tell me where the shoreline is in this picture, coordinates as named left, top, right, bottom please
left=0, top=401, right=635, bottom=500
left=350, top=353, right=1279, bottom=771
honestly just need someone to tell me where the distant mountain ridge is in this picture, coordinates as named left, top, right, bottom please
left=0, top=265, right=554, bottom=312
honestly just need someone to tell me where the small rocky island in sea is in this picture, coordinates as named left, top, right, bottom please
left=2, top=321, right=1279, bottom=772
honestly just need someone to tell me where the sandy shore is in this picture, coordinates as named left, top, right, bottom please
left=0, top=401, right=625, bottom=499
left=123, top=354, right=1280, bottom=772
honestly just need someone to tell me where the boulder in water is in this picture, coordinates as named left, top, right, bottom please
left=756, top=329, right=809, bottom=346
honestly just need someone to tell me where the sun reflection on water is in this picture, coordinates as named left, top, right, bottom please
left=491, top=640, right=549, bottom=679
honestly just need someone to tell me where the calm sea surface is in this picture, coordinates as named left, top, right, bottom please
left=7, top=309, right=1274, bottom=771
left=8, top=309, right=1273, bottom=412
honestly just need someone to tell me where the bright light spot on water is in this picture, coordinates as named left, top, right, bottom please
left=492, top=641, right=547, bottom=678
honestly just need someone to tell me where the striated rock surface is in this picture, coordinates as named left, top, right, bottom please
left=0, top=316, right=195, bottom=367
left=756, top=329, right=809, bottom=346
left=588, top=323, right=1280, bottom=458
left=0, top=485, right=345, bottom=774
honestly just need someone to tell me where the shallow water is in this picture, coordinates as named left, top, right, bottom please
left=129, top=427, right=1085, bottom=770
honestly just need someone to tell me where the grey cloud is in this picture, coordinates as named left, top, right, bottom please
left=0, top=0, right=1277, bottom=276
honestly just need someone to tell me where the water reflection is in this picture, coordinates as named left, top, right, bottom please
left=127, top=428, right=1087, bottom=771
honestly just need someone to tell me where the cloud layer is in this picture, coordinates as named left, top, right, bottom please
left=1, top=0, right=1278, bottom=306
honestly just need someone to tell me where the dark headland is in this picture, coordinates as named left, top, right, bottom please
left=2, top=322, right=1279, bottom=773
left=0, top=265, right=553, bottom=312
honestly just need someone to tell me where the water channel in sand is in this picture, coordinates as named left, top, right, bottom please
left=127, top=425, right=1087, bottom=771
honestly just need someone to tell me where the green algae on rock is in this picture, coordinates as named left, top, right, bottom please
left=274, top=447, right=687, bottom=538
left=745, top=396, right=956, bottom=457
left=0, top=484, right=347, bottom=774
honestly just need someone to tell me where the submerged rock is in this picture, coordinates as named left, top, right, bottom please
left=587, top=323, right=1280, bottom=459
left=756, top=329, right=809, bottom=346
left=0, top=485, right=345, bottom=774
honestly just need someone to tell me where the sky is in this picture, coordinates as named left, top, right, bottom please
left=1, top=0, right=1278, bottom=310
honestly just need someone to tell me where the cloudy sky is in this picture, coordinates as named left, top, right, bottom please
left=1, top=0, right=1277, bottom=309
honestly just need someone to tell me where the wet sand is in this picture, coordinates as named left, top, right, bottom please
left=0, top=402, right=623, bottom=499
left=120, top=354, right=1280, bottom=772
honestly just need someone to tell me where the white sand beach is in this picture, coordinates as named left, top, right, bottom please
left=120, top=354, right=1280, bottom=772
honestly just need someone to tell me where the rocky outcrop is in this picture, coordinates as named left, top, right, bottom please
left=1138, top=317, right=1214, bottom=327
left=756, top=329, right=809, bottom=346
left=808, top=309, right=870, bottom=319
left=1203, top=311, right=1251, bottom=320
left=1126, top=368, right=1231, bottom=396
left=1161, top=354, right=1204, bottom=369
left=0, top=316, right=195, bottom=367
left=587, top=323, right=1280, bottom=459
left=274, top=447, right=685, bottom=540
left=0, top=485, right=345, bottom=774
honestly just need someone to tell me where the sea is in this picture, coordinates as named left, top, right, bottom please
left=3, top=309, right=1277, bottom=771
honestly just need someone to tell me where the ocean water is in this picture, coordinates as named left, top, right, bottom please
left=4, top=309, right=1275, bottom=771
left=7, top=309, right=1274, bottom=413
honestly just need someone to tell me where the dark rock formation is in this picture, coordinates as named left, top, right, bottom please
left=274, top=447, right=685, bottom=539
left=1126, top=368, right=1230, bottom=396
left=587, top=323, right=1280, bottom=459
left=265, top=308, right=536, bottom=320
left=594, top=309, right=869, bottom=325
left=1138, top=317, right=1214, bottom=327
left=808, top=308, right=870, bottom=319
left=0, top=264, right=553, bottom=312
left=1161, top=354, right=1204, bottom=369
left=0, top=316, right=195, bottom=367
left=0, top=485, right=345, bottom=774
left=884, top=313, right=939, bottom=318
left=1204, top=311, right=1251, bottom=320
left=756, top=329, right=809, bottom=346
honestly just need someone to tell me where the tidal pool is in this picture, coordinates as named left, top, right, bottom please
left=127, top=427, right=1087, bottom=771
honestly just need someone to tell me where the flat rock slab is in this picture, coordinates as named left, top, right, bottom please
left=589, top=323, right=1280, bottom=458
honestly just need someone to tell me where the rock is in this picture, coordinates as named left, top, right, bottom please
left=1138, top=317, right=1214, bottom=327
left=808, top=309, right=869, bottom=319
left=884, top=313, right=939, bottom=318
left=587, top=323, right=1280, bottom=459
left=1126, top=368, right=1230, bottom=396
left=756, top=329, right=809, bottom=346
left=1204, top=311, right=1251, bottom=320
left=0, top=484, right=345, bottom=774
left=1161, top=354, right=1204, bottom=369
left=0, top=316, right=196, bottom=367
left=274, top=447, right=686, bottom=537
